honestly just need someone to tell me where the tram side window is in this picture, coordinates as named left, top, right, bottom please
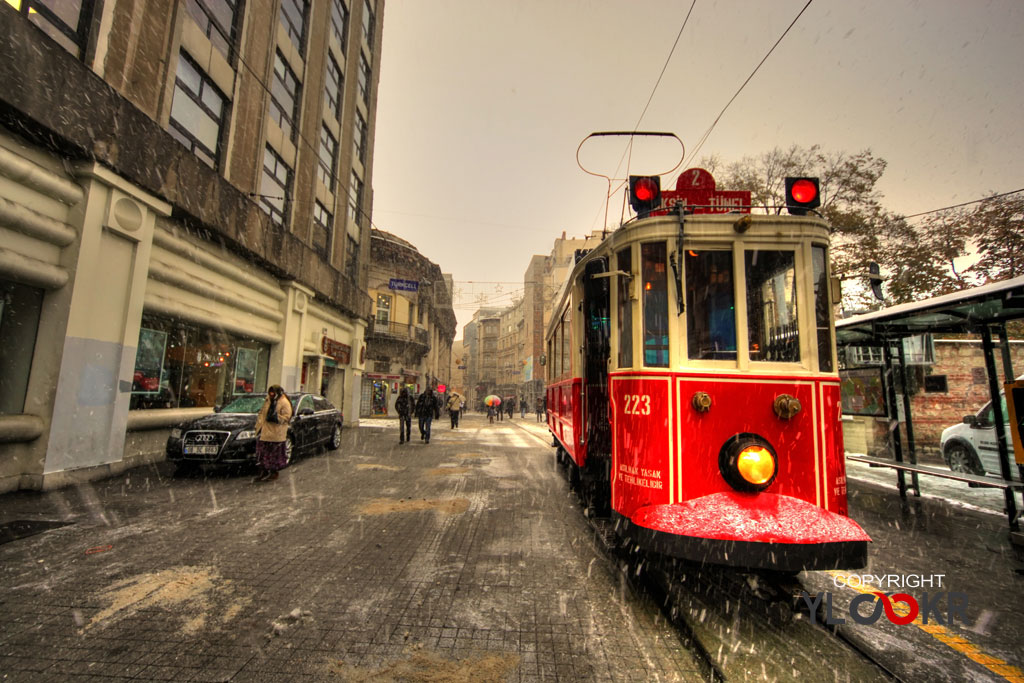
left=641, top=242, right=669, bottom=368
left=617, top=248, right=633, bottom=367
left=685, top=250, right=736, bottom=360
left=560, top=308, right=572, bottom=376
left=746, top=250, right=799, bottom=362
left=812, top=245, right=834, bottom=372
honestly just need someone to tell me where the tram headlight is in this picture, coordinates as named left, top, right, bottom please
left=719, top=434, right=778, bottom=492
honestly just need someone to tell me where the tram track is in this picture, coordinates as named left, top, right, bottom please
left=580, top=499, right=898, bottom=681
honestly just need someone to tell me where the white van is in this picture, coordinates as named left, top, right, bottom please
left=939, top=393, right=1021, bottom=480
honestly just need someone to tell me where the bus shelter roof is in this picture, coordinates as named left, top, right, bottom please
left=836, top=274, right=1024, bottom=345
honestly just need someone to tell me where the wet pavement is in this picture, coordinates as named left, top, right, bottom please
left=2, top=413, right=1022, bottom=682
left=803, top=461, right=1024, bottom=683
left=0, top=414, right=699, bottom=682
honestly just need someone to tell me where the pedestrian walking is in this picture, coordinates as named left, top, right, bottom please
left=487, top=404, right=495, bottom=423
left=395, top=387, right=412, bottom=443
left=520, top=397, right=526, bottom=418
left=253, top=385, right=293, bottom=482
left=415, top=386, right=441, bottom=443
left=536, top=397, right=544, bottom=422
left=447, top=392, right=462, bottom=429
left=506, top=397, right=515, bottom=420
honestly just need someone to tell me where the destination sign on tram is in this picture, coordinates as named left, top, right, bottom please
left=662, top=168, right=751, bottom=215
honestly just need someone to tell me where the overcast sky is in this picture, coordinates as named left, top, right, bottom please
left=370, top=0, right=1024, bottom=335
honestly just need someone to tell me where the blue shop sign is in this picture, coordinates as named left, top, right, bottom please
left=389, top=278, right=419, bottom=292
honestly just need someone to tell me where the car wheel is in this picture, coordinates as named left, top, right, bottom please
left=945, top=442, right=984, bottom=475
left=328, top=424, right=342, bottom=451
left=284, top=436, right=295, bottom=466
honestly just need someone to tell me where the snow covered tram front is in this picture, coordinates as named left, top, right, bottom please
left=547, top=169, right=869, bottom=572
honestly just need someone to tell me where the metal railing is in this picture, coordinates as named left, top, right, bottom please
left=369, top=319, right=429, bottom=345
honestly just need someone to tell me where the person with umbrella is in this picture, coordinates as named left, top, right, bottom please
left=484, top=395, right=501, bottom=424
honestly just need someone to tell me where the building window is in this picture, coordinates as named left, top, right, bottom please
left=330, top=0, right=349, bottom=52
left=269, top=51, right=301, bottom=141
left=353, top=111, right=367, bottom=163
left=318, top=124, right=338, bottom=187
left=7, top=0, right=93, bottom=59
left=169, top=52, right=227, bottom=169
left=130, top=316, right=270, bottom=410
left=324, top=55, right=344, bottom=120
left=348, top=171, right=363, bottom=225
left=184, top=0, right=239, bottom=62
left=361, top=0, right=375, bottom=52
left=0, top=279, right=43, bottom=415
left=313, top=201, right=332, bottom=259
left=357, top=53, right=371, bottom=105
left=376, top=293, right=391, bottom=324
left=345, top=235, right=359, bottom=278
left=279, top=0, right=309, bottom=52
left=259, top=145, right=292, bottom=226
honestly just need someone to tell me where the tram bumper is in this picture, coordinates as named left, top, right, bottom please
left=618, top=492, right=870, bottom=572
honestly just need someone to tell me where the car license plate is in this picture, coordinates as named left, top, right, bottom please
left=184, top=445, right=219, bottom=455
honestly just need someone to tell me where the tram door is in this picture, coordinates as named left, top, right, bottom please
left=583, top=259, right=612, bottom=515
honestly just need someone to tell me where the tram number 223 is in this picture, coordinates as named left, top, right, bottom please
left=623, top=394, right=651, bottom=415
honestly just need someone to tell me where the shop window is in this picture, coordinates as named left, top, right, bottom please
left=129, top=316, right=270, bottom=410
left=0, top=279, right=44, bottom=415
left=641, top=242, right=669, bottom=367
left=685, top=250, right=735, bottom=360
left=746, top=250, right=799, bottom=363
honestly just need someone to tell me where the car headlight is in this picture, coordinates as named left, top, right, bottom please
left=170, top=428, right=182, bottom=439
left=236, top=430, right=257, bottom=440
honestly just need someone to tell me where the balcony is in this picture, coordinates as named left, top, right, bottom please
left=367, top=319, right=430, bottom=362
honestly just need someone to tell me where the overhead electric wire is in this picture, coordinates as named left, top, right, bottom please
left=588, top=2, right=696, bottom=232
left=684, top=0, right=813, bottom=167
left=903, top=187, right=1024, bottom=219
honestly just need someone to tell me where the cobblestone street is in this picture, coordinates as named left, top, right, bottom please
left=0, top=414, right=699, bottom=681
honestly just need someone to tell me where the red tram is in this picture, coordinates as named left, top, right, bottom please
left=545, top=157, right=869, bottom=572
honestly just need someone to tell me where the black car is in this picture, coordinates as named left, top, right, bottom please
left=166, top=393, right=343, bottom=473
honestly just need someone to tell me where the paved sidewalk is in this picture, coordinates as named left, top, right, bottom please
left=0, top=414, right=699, bottom=682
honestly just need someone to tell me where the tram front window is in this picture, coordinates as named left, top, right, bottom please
left=746, top=250, right=799, bottom=363
left=685, top=250, right=736, bottom=360
left=641, top=242, right=669, bottom=367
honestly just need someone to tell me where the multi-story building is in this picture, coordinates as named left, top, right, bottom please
left=467, top=231, right=609, bottom=414
left=0, top=1, right=384, bottom=493
left=463, top=308, right=501, bottom=409
left=363, top=229, right=455, bottom=416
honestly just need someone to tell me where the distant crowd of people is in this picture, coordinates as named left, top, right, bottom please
left=392, top=388, right=548, bottom=440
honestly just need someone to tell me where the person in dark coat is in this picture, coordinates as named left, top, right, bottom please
left=506, top=397, right=515, bottom=419
left=395, top=387, right=412, bottom=444
left=253, top=385, right=293, bottom=482
left=415, top=387, right=441, bottom=443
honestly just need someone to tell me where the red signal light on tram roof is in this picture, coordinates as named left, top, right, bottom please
left=628, top=175, right=662, bottom=218
left=784, top=177, right=821, bottom=216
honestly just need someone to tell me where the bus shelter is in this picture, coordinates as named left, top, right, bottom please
left=835, top=275, right=1024, bottom=544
